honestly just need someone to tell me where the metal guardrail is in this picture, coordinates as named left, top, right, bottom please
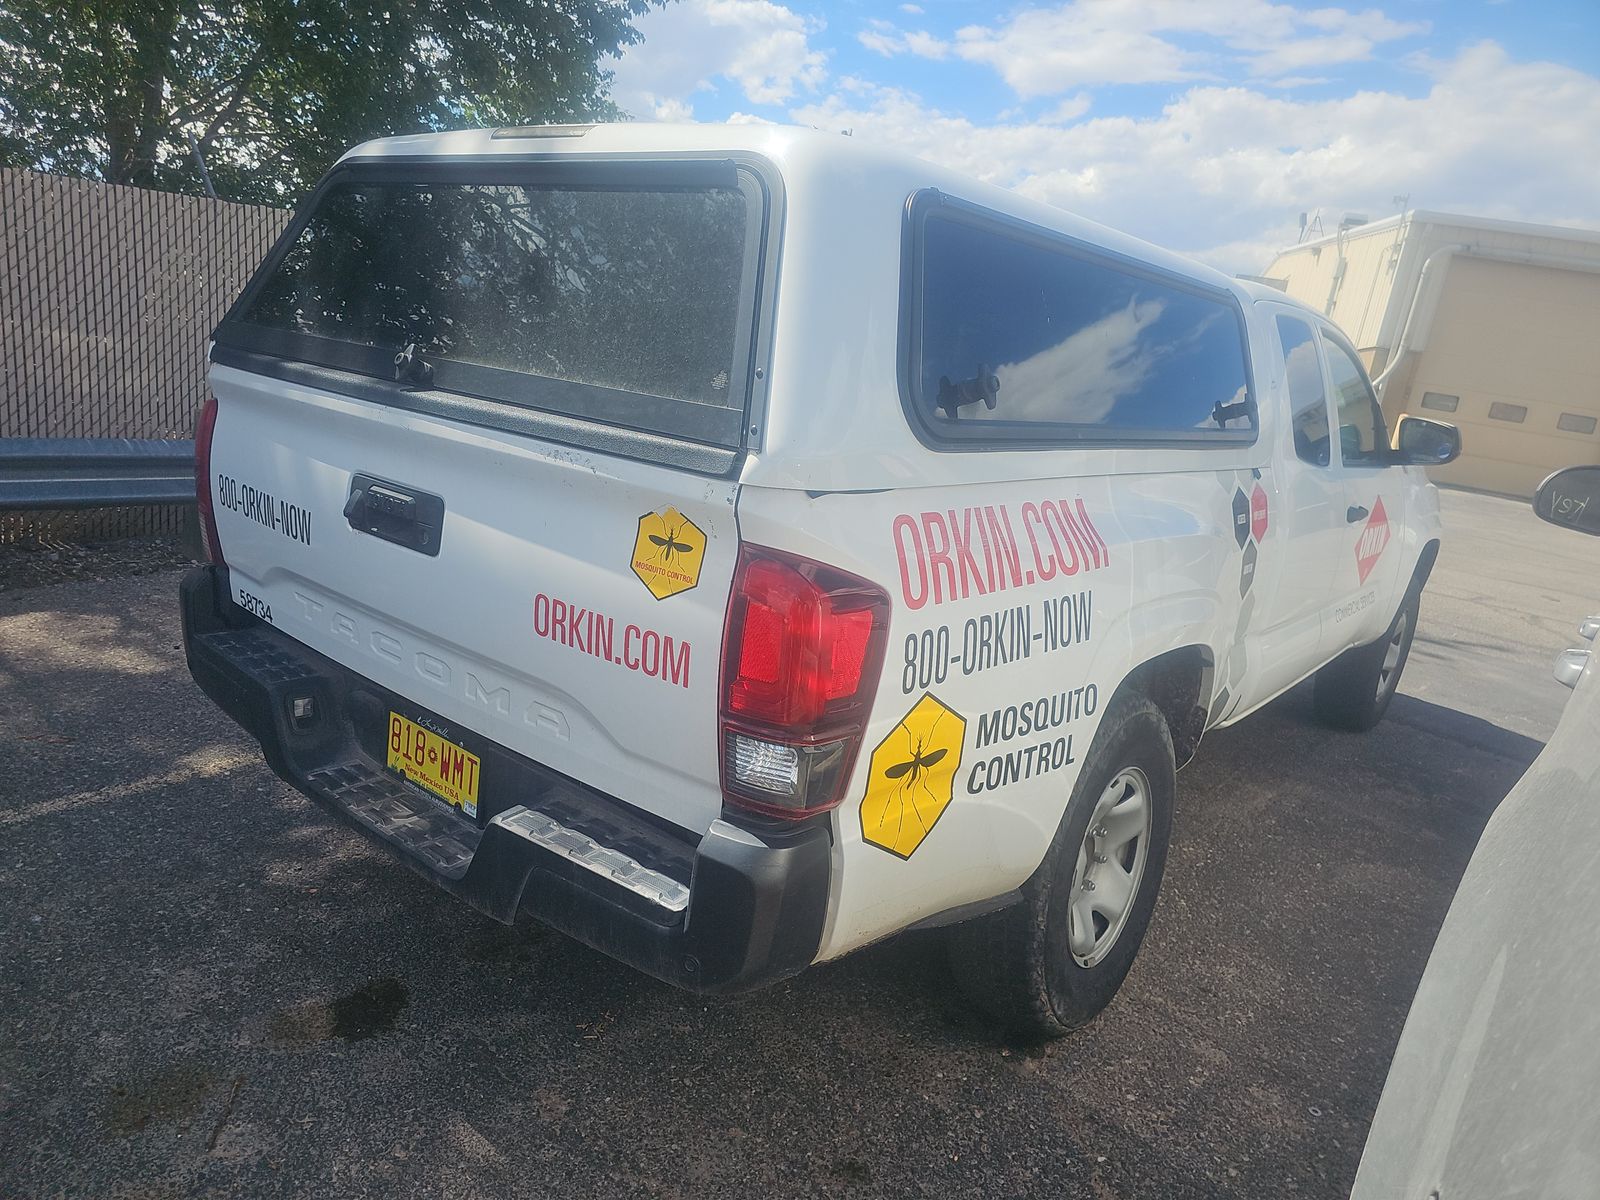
left=0, top=438, right=196, bottom=510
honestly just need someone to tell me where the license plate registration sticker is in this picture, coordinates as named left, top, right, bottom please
left=387, top=712, right=481, bottom=817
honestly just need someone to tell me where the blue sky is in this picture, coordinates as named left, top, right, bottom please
left=827, top=0, right=1598, bottom=123
left=609, top=0, right=1600, bottom=269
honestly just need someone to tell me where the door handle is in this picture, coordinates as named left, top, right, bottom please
left=345, top=474, right=445, bottom=557
left=1346, top=505, right=1369, bottom=523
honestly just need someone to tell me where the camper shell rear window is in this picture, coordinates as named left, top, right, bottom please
left=901, top=190, right=1257, bottom=450
left=214, top=158, right=770, bottom=450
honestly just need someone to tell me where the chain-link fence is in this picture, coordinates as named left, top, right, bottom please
left=0, top=168, right=290, bottom=543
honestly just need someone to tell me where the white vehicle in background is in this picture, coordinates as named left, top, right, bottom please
left=1352, top=465, right=1600, bottom=1198
left=180, top=123, right=1460, bottom=1037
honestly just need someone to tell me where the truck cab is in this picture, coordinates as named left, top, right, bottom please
left=182, top=123, right=1456, bottom=1037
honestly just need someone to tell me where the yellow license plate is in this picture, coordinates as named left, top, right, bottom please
left=387, top=712, right=481, bottom=817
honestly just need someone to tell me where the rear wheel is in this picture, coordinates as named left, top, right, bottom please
left=1313, top=592, right=1419, bottom=731
left=947, top=694, right=1175, bottom=1039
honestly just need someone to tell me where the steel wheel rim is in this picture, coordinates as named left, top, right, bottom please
left=1067, top=767, right=1152, bottom=968
left=1378, top=611, right=1409, bottom=700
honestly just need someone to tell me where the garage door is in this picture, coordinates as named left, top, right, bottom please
left=1407, top=256, right=1600, bottom=498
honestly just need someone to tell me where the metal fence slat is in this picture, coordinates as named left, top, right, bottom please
left=0, top=167, right=291, bottom=542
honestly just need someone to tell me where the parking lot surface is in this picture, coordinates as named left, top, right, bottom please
left=0, top=487, right=1590, bottom=1199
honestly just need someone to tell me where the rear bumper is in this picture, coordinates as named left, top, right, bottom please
left=180, top=565, right=830, bottom=994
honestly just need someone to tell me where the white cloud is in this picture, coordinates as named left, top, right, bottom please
left=858, top=20, right=902, bottom=58
left=861, top=0, right=1428, bottom=93
left=952, top=11, right=1199, bottom=92
left=1265, top=74, right=1333, bottom=89
left=859, top=20, right=950, bottom=60
left=1231, top=5, right=1428, bottom=77
left=902, top=30, right=950, bottom=60
left=1041, top=93, right=1093, bottom=124
left=650, top=97, right=696, bottom=122
left=611, top=0, right=828, bottom=118
left=788, top=43, right=1600, bottom=271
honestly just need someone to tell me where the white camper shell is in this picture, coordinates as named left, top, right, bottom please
left=181, top=123, right=1454, bottom=1035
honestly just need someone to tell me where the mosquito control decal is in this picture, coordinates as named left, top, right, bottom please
left=631, top=507, right=707, bottom=600
left=966, top=686, right=1091, bottom=794
left=1355, top=497, right=1391, bottom=585
left=860, top=694, right=966, bottom=859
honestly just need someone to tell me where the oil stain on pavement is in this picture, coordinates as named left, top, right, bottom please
left=267, top=978, right=410, bottom=1044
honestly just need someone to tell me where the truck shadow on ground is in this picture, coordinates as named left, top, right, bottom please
left=1385, top=692, right=1545, bottom=767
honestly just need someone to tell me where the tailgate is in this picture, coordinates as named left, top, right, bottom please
left=207, top=372, right=736, bottom=833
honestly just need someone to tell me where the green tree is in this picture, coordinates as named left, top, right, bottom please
left=0, top=0, right=650, bottom=203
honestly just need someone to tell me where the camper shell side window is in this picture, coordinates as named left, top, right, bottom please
left=900, top=189, right=1258, bottom=451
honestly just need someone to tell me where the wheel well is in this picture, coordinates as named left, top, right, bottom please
left=1115, top=645, right=1212, bottom=769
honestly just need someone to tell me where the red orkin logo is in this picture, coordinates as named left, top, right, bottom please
left=1355, top=497, right=1390, bottom=584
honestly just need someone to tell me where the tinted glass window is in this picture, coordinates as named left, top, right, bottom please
left=1277, top=316, right=1330, bottom=467
left=236, top=181, right=749, bottom=408
left=915, top=212, right=1254, bottom=441
left=1324, top=335, right=1389, bottom=466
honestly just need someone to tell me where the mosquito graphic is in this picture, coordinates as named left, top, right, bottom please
left=647, top=519, right=696, bottom=564
left=880, top=707, right=951, bottom=845
left=883, top=741, right=948, bottom=783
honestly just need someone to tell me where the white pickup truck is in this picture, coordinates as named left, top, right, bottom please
left=181, top=123, right=1460, bottom=1037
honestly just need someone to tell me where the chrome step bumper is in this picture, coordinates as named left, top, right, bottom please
left=180, top=563, right=831, bottom=995
left=492, top=806, right=691, bottom=913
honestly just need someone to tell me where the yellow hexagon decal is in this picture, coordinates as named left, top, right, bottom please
left=860, top=693, right=966, bottom=859
left=631, top=507, right=707, bottom=600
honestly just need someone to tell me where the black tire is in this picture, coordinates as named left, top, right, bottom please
left=1312, top=591, right=1419, bottom=732
left=946, top=693, right=1175, bottom=1040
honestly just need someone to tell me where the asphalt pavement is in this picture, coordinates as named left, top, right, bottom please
left=0, top=487, right=1590, bottom=1199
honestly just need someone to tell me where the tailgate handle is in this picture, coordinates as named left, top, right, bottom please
left=345, top=474, right=445, bottom=557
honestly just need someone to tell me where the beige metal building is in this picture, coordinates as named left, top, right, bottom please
left=1260, top=211, right=1600, bottom=498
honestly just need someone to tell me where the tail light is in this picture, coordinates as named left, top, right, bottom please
left=194, top=395, right=224, bottom=565
left=719, top=545, right=891, bottom=818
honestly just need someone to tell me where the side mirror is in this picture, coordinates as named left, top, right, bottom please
left=1533, top=465, right=1600, bottom=537
left=1393, top=415, right=1461, bottom=466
